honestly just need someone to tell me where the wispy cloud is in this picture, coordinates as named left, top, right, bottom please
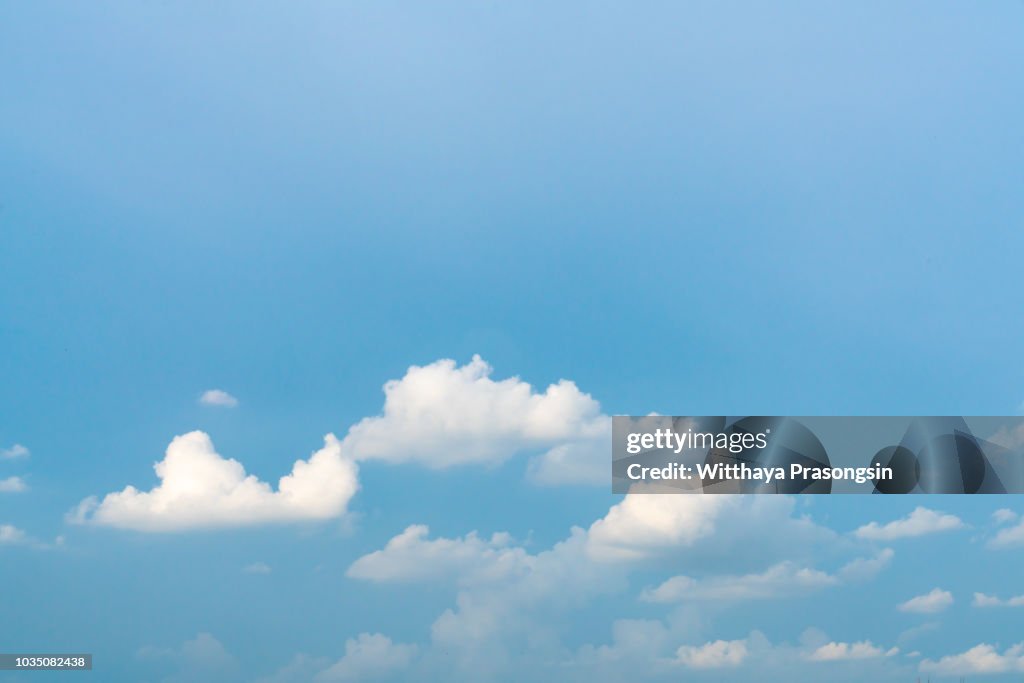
left=854, top=507, right=964, bottom=541
left=0, top=444, right=29, bottom=460
left=641, top=561, right=838, bottom=603
left=898, top=588, right=953, bottom=614
left=807, top=641, right=898, bottom=661
left=0, top=524, right=27, bottom=544
left=993, top=508, right=1018, bottom=525
left=973, top=592, right=1024, bottom=608
left=0, top=476, right=27, bottom=493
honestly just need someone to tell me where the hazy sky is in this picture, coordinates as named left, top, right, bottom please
left=2, top=2, right=1024, bottom=681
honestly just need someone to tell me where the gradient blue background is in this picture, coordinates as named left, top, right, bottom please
left=2, top=2, right=1023, bottom=681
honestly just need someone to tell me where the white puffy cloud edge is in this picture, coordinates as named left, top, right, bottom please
left=338, top=355, right=609, bottom=481
left=69, top=432, right=359, bottom=532
left=71, top=356, right=609, bottom=531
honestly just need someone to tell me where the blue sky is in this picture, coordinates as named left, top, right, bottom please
left=2, top=2, right=1024, bottom=681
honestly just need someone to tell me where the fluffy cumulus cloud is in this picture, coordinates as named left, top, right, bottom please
left=583, top=490, right=732, bottom=561
left=315, top=633, right=417, bottom=681
left=66, top=357, right=620, bottom=535
left=0, top=444, right=29, bottom=460
left=920, top=643, right=1024, bottom=676
left=338, top=356, right=608, bottom=482
left=199, top=389, right=239, bottom=408
left=70, top=431, right=358, bottom=531
left=854, top=507, right=964, bottom=541
left=0, top=476, right=27, bottom=493
left=675, top=639, right=749, bottom=668
left=898, top=588, right=954, bottom=614
left=808, top=641, right=899, bottom=661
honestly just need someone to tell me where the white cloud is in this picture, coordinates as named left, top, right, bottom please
left=675, top=639, right=749, bottom=668
left=243, top=562, right=272, bottom=574
left=898, top=588, right=954, bottom=614
left=0, top=524, right=27, bottom=544
left=854, top=507, right=964, bottom=541
left=641, top=561, right=838, bottom=603
left=0, top=524, right=63, bottom=551
left=973, top=592, right=1003, bottom=607
left=70, top=431, right=358, bottom=531
left=0, top=476, right=27, bottom=493
left=199, top=389, right=239, bottom=408
left=808, top=641, right=898, bottom=661
left=0, top=444, right=29, bottom=460
left=920, top=643, right=1024, bottom=676
left=837, top=548, right=895, bottom=581
left=314, top=633, right=417, bottom=681
left=640, top=548, right=893, bottom=605
left=583, top=490, right=731, bottom=562
left=348, top=492, right=849, bottom=681
left=346, top=524, right=531, bottom=585
left=973, top=592, right=1024, bottom=608
left=584, top=628, right=904, bottom=680
left=349, top=496, right=737, bottom=677
left=337, top=356, right=607, bottom=475
left=988, top=518, right=1024, bottom=548
left=993, top=508, right=1018, bottom=524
